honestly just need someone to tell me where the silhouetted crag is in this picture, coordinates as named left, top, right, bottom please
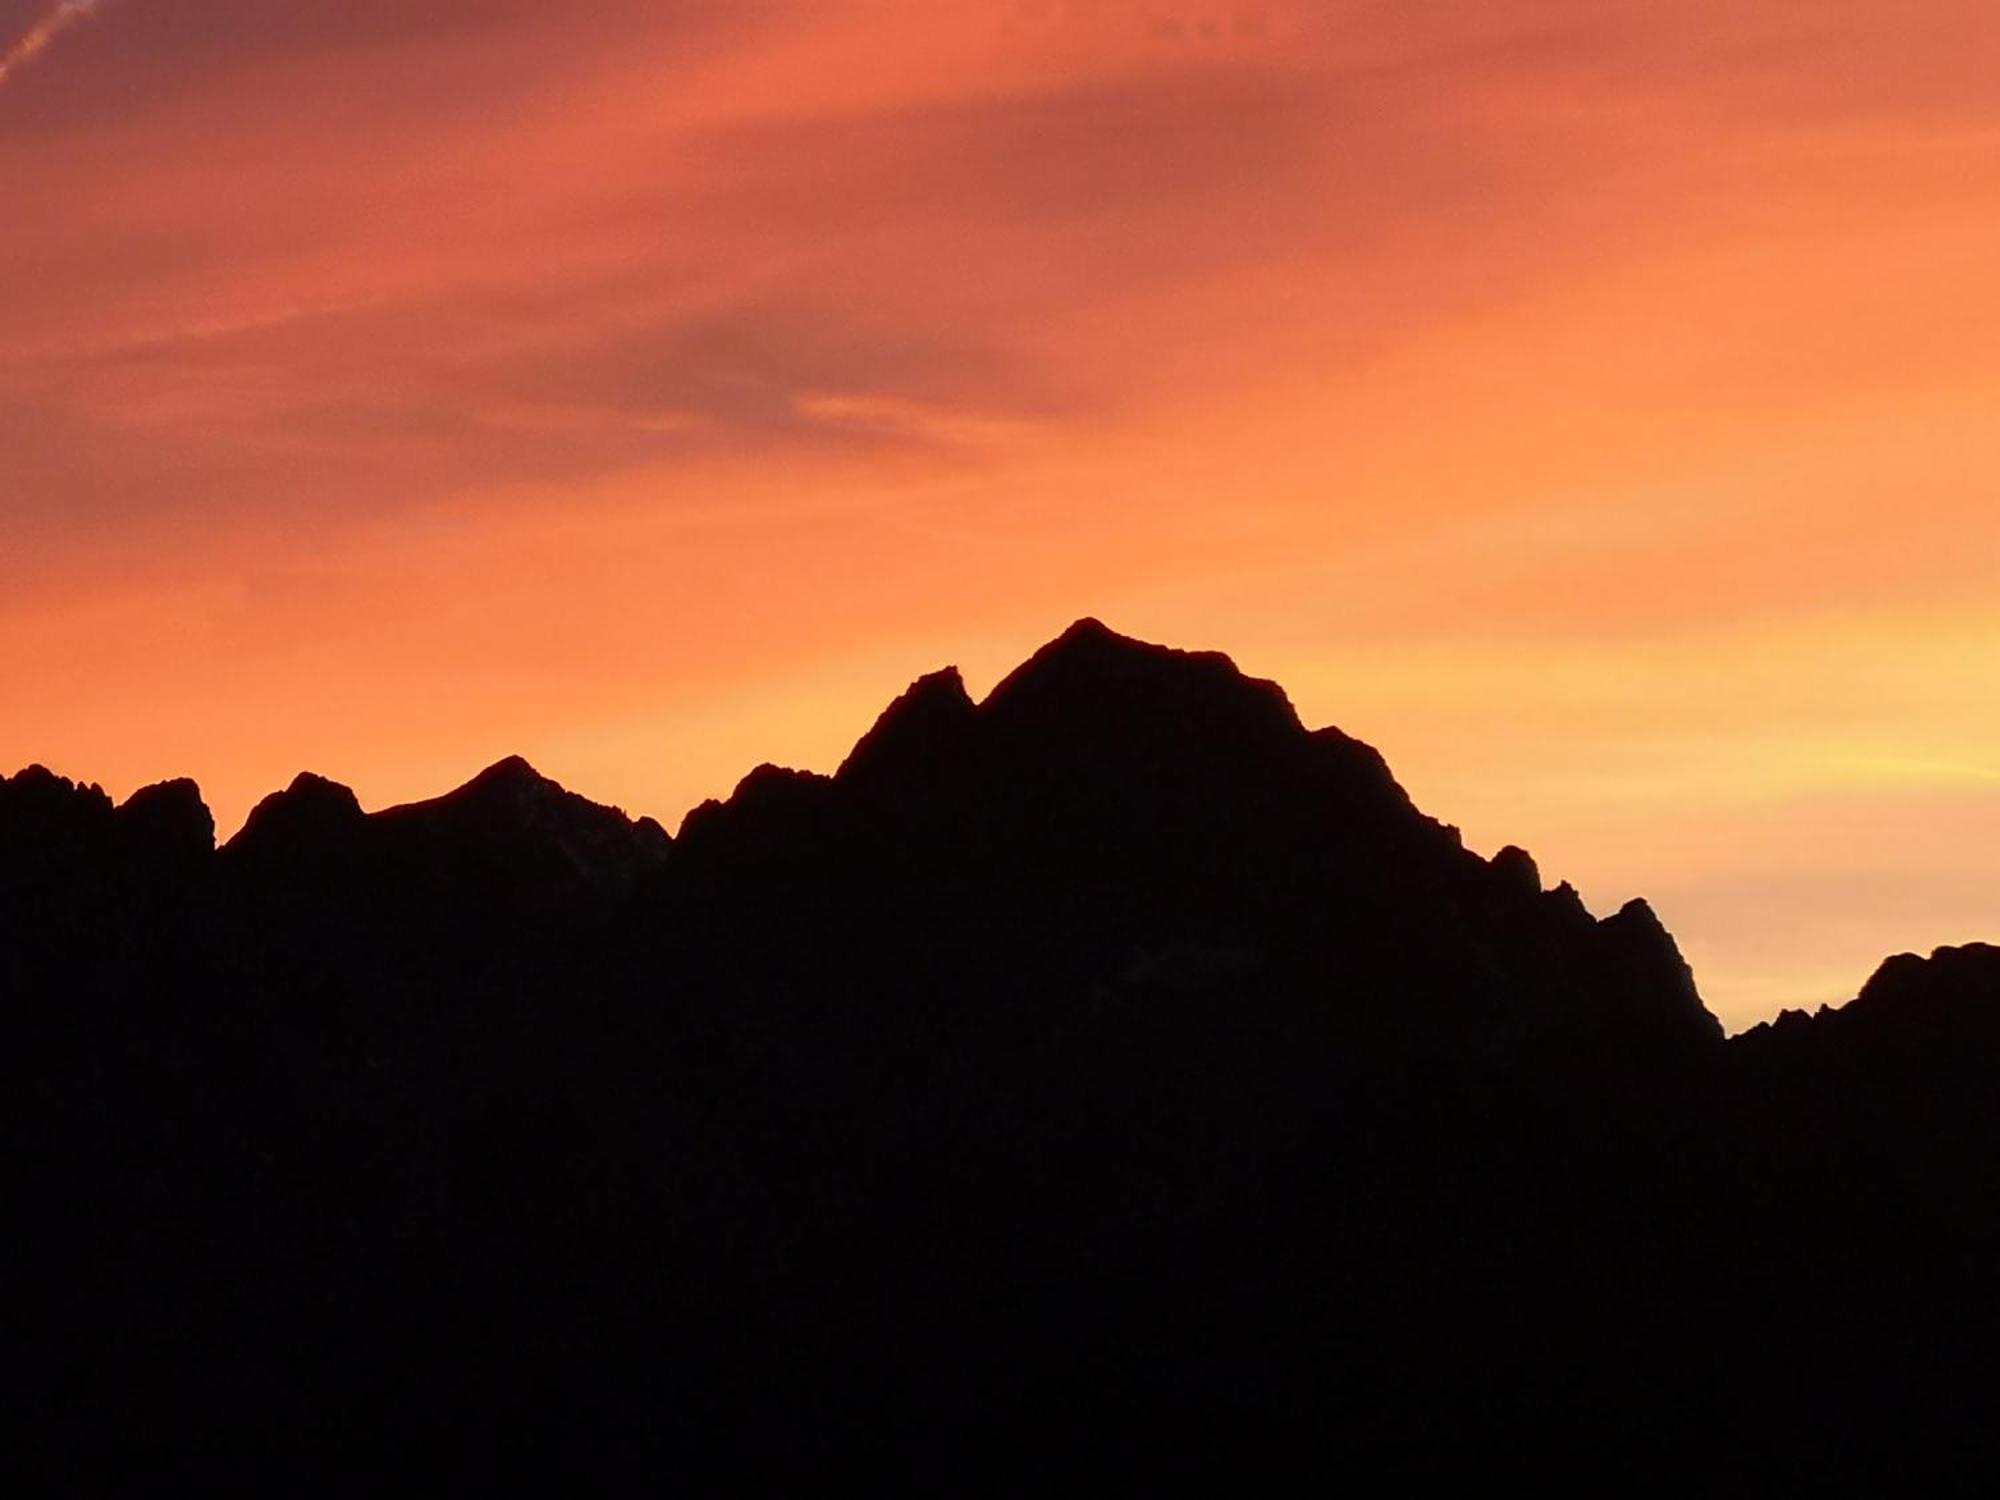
left=3, top=623, right=1995, bottom=1486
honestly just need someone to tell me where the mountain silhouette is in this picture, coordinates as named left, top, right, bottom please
left=3, top=622, right=1996, bottom=1484
left=223, top=756, right=668, bottom=945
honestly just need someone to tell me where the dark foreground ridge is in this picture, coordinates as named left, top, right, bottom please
left=5, top=621, right=1997, bottom=1484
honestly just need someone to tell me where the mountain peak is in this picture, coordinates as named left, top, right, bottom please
left=3, top=763, right=113, bottom=814
left=225, top=772, right=366, bottom=860
left=390, top=764, right=672, bottom=856
left=1597, top=897, right=1716, bottom=1039
left=254, top=771, right=363, bottom=826
left=981, top=620, right=1303, bottom=742
left=1054, top=615, right=1118, bottom=645
left=472, top=754, right=545, bottom=787
left=379, top=756, right=671, bottom=888
left=436, top=755, right=572, bottom=814
left=838, top=666, right=976, bottom=787
left=118, top=778, right=215, bottom=858
left=284, top=770, right=361, bottom=806
left=1490, top=844, right=1542, bottom=897
left=1852, top=942, right=2000, bottom=1024
left=1016, top=617, right=1170, bottom=673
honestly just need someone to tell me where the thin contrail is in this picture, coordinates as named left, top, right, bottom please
left=0, top=0, right=100, bottom=90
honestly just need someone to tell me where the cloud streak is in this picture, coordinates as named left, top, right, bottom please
left=0, top=0, right=98, bottom=89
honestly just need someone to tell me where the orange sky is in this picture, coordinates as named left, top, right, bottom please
left=4, top=0, right=1998, bottom=1029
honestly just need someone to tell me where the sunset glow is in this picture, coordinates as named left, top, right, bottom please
left=5, top=1, right=1999, bottom=1028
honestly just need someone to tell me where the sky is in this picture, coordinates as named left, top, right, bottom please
left=3, top=0, right=1997, bottom=1030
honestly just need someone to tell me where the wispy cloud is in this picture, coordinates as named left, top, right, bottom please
left=0, top=0, right=99, bottom=90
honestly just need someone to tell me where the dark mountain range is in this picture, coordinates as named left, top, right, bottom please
left=4, top=621, right=1996, bottom=1485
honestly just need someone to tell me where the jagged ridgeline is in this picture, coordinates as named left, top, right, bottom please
left=4, top=622, right=1998, bottom=1484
